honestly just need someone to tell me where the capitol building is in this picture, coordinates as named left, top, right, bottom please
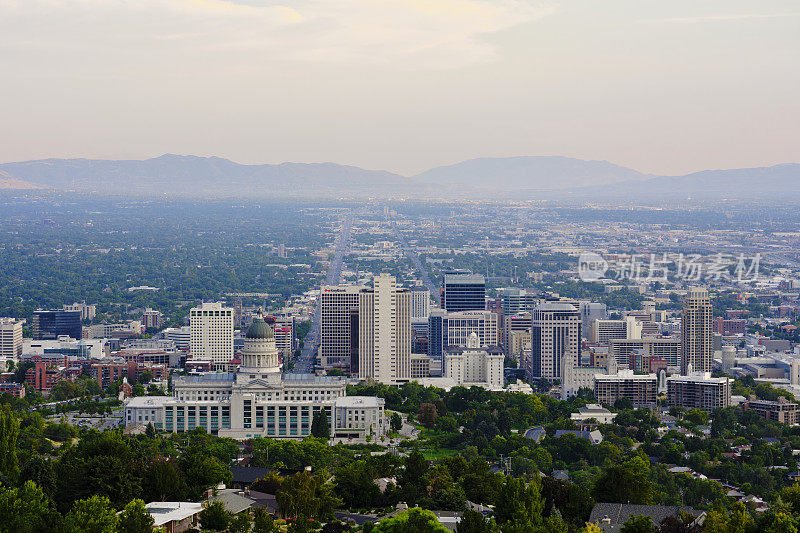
left=125, top=315, right=386, bottom=441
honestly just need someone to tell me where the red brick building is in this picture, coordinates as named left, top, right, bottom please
left=26, top=361, right=66, bottom=394
left=714, top=317, right=746, bottom=335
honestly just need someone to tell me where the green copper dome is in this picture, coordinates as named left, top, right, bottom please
left=246, top=316, right=274, bottom=339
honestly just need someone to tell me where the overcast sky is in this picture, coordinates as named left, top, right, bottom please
left=1, top=0, right=798, bottom=176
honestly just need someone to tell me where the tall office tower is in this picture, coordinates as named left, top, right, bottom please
left=444, top=310, right=500, bottom=348
left=189, top=302, right=234, bottom=365
left=527, top=302, right=580, bottom=381
left=500, top=288, right=541, bottom=315
left=358, top=274, right=411, bottom=383
left=63, top=301, right=96, bottom=321
left=579, top=301, right=607, bottom=340
left=320, top=285, right=365, bottom=370
left=142, top=308, right=165, bottom=330
left=33, top=310, right=82, bottom=340
left=681, top=287, right=714, bottom=374
left=0, top=318, right=23, bottom=362
left=266, top=315, right=294, bottom=362
left=505, top=312, right=532, bottom=345
left=410, top=285, right=431, bottom=319
left=428, top=309, right=446, bottom=363
left=442, top=272, right=486, bottom=312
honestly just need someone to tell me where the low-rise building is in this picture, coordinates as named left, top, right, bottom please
left=667, top=372, right=731, bottom=411
left=741, top=395, right=798, bottom=425
left=25, top=359, right=67, bottom=394
left=332, top=396, right=387, bottom=441
left=0, top=382, right=25, bottom=398
left=570, top=404, right=616, bottom=424
left=124, top=396, right=171, bottom=428
left=594, top=370, right=658, bottom=408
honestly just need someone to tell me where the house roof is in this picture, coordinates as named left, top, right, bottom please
left=145, top=502, right=203, bottom=527
left=208, top=491, right=255, bottom=515
left=229, top=466, right=299, bottom=484
left=588, top=503, right=703, bottom=532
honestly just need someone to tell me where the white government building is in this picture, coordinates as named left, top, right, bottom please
left=125, top=315, right=386, bottom=441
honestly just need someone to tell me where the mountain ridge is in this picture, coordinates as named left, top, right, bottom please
left=0, top=154, right=797, bottom=200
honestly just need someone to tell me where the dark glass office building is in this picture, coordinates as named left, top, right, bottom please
left=32, top=310, right=82, bottom=340
left=427, top=310, right=446, bottom=362
left=442, top=272, right=486, bottom=312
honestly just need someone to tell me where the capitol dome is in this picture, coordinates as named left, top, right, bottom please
left=246, top=316, right=274, bottom=340
left=240, top=314, right=280, bottom=374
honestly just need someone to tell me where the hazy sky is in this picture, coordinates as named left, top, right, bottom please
left=1, top=0, right=798, bottom=176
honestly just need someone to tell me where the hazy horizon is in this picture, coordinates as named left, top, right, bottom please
left=1, top=0, right=798, bottom=176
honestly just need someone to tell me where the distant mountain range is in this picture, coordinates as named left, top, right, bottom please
left=1, top=154, right=798, bottom=201
left=0, top=170, right=42, bottom=190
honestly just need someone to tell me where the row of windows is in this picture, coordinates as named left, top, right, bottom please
left=191, top=310, right=233, bottom=317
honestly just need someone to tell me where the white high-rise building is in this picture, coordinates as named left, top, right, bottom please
left=681, top=287, right=713, bottom=374
left=443, top=332, right=504, bottom=389
left=410, top=286, right=431, bottom=319
left=0, top=318, right=23, bottom=363
left=320, top=285, right=365, bottom=370
left=189, top=302, right=234, bottom=365
left=358, top=274, right=411, bottom=383
left=591, top=317, right=642, bottom=344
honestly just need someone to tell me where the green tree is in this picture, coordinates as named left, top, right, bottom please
left=310, top=409, right=330, bottom=440
left=493, top=476, right=545, bottom=532
left=142, top=459, right=186, bottom=502
left=63, top=495, right=119, bottom=533
left=118, top=499, right=154, bottom=533
left=19, top=455, right=56, bottom=496
left=373, top=507, right=449, bottom=533
left=593, top=456, right=654, bottom=505
left=390, top=412, right=403, bottom=432
left=0, top=480, right=62, bottom=533
left=782, top=483, right=800, bottom=515
left=277, top=471, right=342, bottom=522
left=229, top=512, right=253, bottom=533
left=619, top=515, right=657, bottom=533
left=199, top=499, right=232, bottom=532
left=54, top=432, right=144, bottom=511
left=0, top=405, right=20, bottom=481
left=398, top=451, right=430, bottom=506
left=253, top=507, right=277, bottom=533
left=758, top=511, right=798, bottom=533
left=456, top=509, right=499, bottom=533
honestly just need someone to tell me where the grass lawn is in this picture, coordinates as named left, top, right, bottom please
left=422, top=448, right=458, bottom=460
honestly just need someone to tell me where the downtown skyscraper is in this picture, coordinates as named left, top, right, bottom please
left=681, top=287, right=714, bottom=374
